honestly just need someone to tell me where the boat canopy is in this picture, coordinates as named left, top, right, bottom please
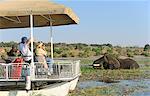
left=0, top=0, right=79, bottom=29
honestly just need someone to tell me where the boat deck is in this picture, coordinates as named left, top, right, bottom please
left=0, top=59, right=80, bottom=90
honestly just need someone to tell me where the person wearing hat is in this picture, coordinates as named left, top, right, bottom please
left=35, top=42, right=51, bottom=75
left=19, top=37, right=32, bottom=64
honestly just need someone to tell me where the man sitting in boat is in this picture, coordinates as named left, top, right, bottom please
left=19, top=37, right=32, bottom=64
left=7, top=45, right=21, bottom=63
left=8, top=45, right=20, bottom=57
left=35, top=42, right=51, bottom=75
left=0, top=48, right=7, bottom=63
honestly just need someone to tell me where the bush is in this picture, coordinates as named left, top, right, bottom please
left=127, top=52, right=134, bottom=57
left=78, top=52, right=84, bottom=57
left=127, top=49, right=134, bottom=57
left=133, top=49, right=141, bottom=55
left=54, top=48, right=63, bottom=54
left=144, top=44, right=150, bottom=51
left=142, top=51, right=150, bottom=57
left=61, top=53, right=68, bottom=57
left=92, top=47, right=102, bottom=56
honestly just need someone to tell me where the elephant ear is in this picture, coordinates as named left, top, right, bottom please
left=104, top=55, right=109, bottom=63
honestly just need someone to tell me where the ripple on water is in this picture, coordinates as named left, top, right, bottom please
left=77, top=80, right=106, bottom=89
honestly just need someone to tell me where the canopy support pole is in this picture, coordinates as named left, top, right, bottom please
left=26, top=14, right=34, bottom=90
left=30, top=14, right=35, bottom=77
left=50, top=22, right=53, bottom=59
left=49, top=16, right=53, bottom=60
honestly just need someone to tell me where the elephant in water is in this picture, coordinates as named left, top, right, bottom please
left=93, top=54, right=139, bottom=69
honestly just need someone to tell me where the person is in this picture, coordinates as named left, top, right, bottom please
left=8, top=45, right=20, bottom=57
left=19, top=37, right=32, bottom=64
left=6, top=45, right=20, bottom=63
left=0, top=48, right=7, bottom=63
left=35, top=42, right=51, bottom=75
left=35, top=42, right=48, bottom=69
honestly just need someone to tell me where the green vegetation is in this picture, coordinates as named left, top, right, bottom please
left=137, top=58, right=150, bottom=64
left=69, top=86, right=136, bottom=96
left=80, top=57, right=150, bottom=81
left=69, top=84, right=144, bottom=96
left=0, top=42, right=150, bottom=59
left=142, top=51, right=150, bottom=57
left=69, top=58, right=150, bottom=96
left=144, top=44, right=150, bottom=51
left=1, top=42, right=150, bottom=96
left=126, top=49, right=134, bottom=57
left=80, top=58, right=94, bottom=65
left=80, top=66, right=150, bottom=81
left=142, top=44, right=150, bottom=57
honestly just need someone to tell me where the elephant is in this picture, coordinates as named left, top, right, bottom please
left=93, top=54, right=139, bottom=69
left=93, top=54, right=120, bottom=69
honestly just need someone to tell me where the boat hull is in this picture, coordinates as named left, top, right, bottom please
left=0, top=77, right=79, bottom=96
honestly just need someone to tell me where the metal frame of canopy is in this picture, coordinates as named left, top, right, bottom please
left=1, top=14, right=55, bottom=90
left=29, top=14, right=53, bottom=78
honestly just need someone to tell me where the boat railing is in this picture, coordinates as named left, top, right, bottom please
left=0, top=63, right=29, bottom=81
left=34, top=60, right=80, bottom=80
left=0, top=60, right=80, bottom=81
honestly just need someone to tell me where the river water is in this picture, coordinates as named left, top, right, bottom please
left=77, top=79, right=150, bottom=96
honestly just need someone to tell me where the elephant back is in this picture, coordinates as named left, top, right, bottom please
left=119, top=58, right=139, bottom=69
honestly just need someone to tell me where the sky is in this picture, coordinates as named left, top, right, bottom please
left=0, top=0, right=149, bottom=47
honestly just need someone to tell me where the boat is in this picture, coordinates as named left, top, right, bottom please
left=0, top=0, right=80, bottom=96
left=0, top=59, right=80, bottom=96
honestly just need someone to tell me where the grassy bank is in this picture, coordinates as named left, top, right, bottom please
left=69, top=57, right=150, bottom=96
left=79, top=56, right=150, bottom=81
left=80, top=66, right=150, bottom=81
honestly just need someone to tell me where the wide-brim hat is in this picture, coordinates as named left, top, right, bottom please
left=37, top=42, right=43, bottom=48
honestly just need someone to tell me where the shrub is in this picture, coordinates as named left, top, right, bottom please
left=142, top=51, right=150, bottom=57
left=92, top=47, right=102, bottom=56
left=144, top=44, right=150, bottom=51
left=127, top=52, right=134, bottom=57
left=127, top=49, right=134, bottom=57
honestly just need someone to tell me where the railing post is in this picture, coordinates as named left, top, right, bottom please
left=26, top=64, right=31, bottom=91
left=71, top=62, right=74, bottom=77
left=6, top=65, right=8, bottom=80
left=58, top=62, right=60, bottom=78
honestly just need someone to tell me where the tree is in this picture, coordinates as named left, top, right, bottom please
left=144, top=44, right=150, bottom=51
left=106, top=43, right=113, bottom=48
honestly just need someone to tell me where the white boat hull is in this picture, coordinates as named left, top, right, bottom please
left=0, top=77, right=79, bottom=96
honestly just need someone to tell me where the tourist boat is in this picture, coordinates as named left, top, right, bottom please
left=0, top=0, right=80, bottom=96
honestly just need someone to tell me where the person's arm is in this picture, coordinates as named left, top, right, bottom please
left=26, top=38, right=37, bottom=46
left=26, top=38, right=31, bottom=46
left=41, top=49, right=47, bottom=56
left=42, top=46, right=47, bottom=56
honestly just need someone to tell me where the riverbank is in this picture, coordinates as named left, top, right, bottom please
left=69, top=56, right=150, bottom=96
left=69, top=79, right=150, bottom=96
